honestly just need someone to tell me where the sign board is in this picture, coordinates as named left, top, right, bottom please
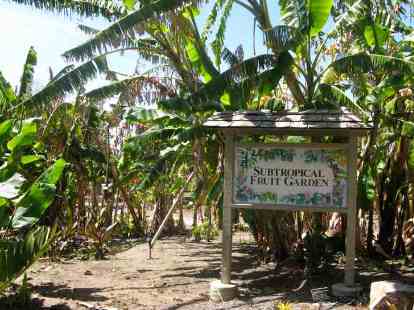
left=234, top=145, right=348, bottom=208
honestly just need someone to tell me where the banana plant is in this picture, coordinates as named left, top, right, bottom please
left=216, top=0, right=413, bottom=112
left=0, top=118, right=66, bottom=293
left=0, top=118, right=67, bottom=229
left=9, top=0, right=126, bottom=20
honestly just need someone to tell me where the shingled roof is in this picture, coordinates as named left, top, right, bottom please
left=203, top=108, right=372, bottom=135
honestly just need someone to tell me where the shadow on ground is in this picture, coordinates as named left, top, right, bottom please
left=159, top=239, right=414, bottom=307
left=9, top=236, right=414, bottom=309
left=33, top=282, right=109, bottom=302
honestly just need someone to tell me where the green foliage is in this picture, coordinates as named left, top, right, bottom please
left=10, top=0, right=414, bottom=265
left=123, top=0, right=136, bottom=11
left=24, top=56, right=109, bottom=108
left=279, top=0, right=334, bottom=36
left=308, top=0, right=334, bottom=37
left=7, top=120, right=37, bottom=152
left=11, top=159, right=66, bottom=229
left=358, top=166, right=375, bottom=210
left=17, top=273, right=32, bottom=305
left=264, top=25, right=302, bottom=52
left=84, top=206, right=118, bottom=259
left=201, top=0, right=225, bottom=40
left=364, top=23, right=389, bottom=48
left=0, top=116, right=66, bottom=294
left=63, top=0, right=197, bottom=62
left=9, top=0, right=125, bottom=20
left=0, top=72, right=16, bottom=111
left=191, top=221, right=219, bottom=241
left=302, top=230, right=334, bottom=273
left=211, top=0, right=234, bottom=67
left=18, top=47, right=37, bottom=100
left=84, top=75, right=172, bottom=103
left=0, top=226, right=52, bottom=293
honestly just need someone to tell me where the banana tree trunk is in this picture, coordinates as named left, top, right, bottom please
left=96, top=135, right=144, bottom=235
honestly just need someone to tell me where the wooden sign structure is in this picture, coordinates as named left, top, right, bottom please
left=203, top=108, right=372, bottom=300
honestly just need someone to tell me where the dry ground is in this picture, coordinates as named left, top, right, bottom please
left=3, top=232, right=410, bottom=310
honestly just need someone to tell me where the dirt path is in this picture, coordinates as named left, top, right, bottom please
left=21, top=235, right=413, bottom=310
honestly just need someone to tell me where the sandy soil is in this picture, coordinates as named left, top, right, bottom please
left=7, top=232, right=412, bottom=310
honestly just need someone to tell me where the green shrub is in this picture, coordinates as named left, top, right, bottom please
left=191, top=221, right=219, bottom=241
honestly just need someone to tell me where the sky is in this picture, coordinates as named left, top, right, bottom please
left=0, top=1, right=277, bottom=93
left=0, top=2, right=97, bottom=90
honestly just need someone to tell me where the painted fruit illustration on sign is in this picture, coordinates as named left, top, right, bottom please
left=234, top=146, right=347, bottom=208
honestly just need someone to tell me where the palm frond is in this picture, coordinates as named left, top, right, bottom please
left=331, top=53, right=414, bottom=75
left=63, top=0, right=196, bottom=62
left=331, top=53, right=372, bottom=74
left=182, top=52, right=293, bottom=111
left=330, top=0, right=366, bottom=36
left=221, top=47, right=240, bottom=67
left=308, top=0, right=333, bottom=36
left=190, top=13, right=220, bottom=79
left=20, top=56, right=109, bottom=109
left=211, top=0, right=235, bottom=67
left=18, top=47, right=37, bottom=100
left=192, top=53, right=279, bottom=103
left=279, top=0, right=307, bottom=30
left=135, top=155, right=170, bottom=190
left=0, top=71, right=16, bottom=110
left=228, top=64, right=289, bottom=110
left=158, top=97, right=193, bottom=114
left=9, top=0, right=125, bottom=21
left=125, top=106, right=166, bottom=124
left=234, top=45, right=244, bottom=61
left=78, top=23, right=100, bottom=35
left=318, top=83, right=366, bottom=114
left=84, top=75, right=175, bottom=102
left=201, top=0, right=226, bottom=40
left=370, top=54, right=414, bottom=73
left=123, top=38, right=165, bottom=62
left=264, top=25, right=301, bottom=51
left=48, top=65, right=76, bottom=82
left=0, top=226, right=52, bottom=292
left=73, top=35, right=164, bottom=65
left=280, top=0, right=333, bottom=37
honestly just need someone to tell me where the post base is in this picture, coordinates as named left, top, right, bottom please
left=209, top=280, right=238, bottom=302
left=331, top=282, right=363, bottom=297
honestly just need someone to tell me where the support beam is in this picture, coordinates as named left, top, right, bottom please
left=345, top=136, right=358, bottom=286
left=222, top=134, right=234, bottom=284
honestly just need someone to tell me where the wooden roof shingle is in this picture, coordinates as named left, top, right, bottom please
left=203, top=108, right=372, bottom=135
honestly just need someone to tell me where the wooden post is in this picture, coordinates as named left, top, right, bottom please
left=222, top=134, right=234, bottom=284
left=345, top=136, right=358, bottom=286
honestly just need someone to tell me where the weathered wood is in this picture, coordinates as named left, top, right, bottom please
left=204, top=108, right=370, bottom=294
left=218, top=128, right=370, bottom=137
left=203, top=120, right=231, bottom=127
left=232, top=203, right=348, bottom=213
left=235, top=142, right=349, bottom=149
left=345, top=136, right=358, bottom=286
left=222, top=134, right=235, bottom=284
left=203, top=109, right=372, bottom=134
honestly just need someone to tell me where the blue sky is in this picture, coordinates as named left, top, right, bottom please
left=0, top=1, right=278, bottom=92
left=0, top=1, right=110, bottom=91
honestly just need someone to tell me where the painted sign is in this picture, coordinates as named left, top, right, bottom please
left=234, top=145, right=348, bottom=208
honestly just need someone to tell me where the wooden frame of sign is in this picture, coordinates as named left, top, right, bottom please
left=204, top=108, right=372, bottom=296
